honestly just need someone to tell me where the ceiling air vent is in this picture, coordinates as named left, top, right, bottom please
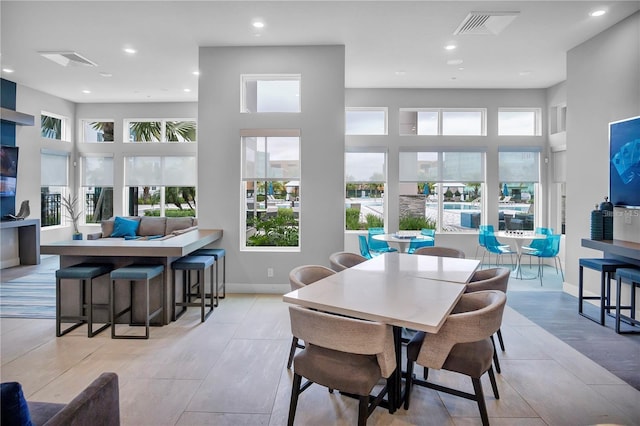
left=38, top=51, right=98, bottom=67
left=454, top=11, right=519, bottom=35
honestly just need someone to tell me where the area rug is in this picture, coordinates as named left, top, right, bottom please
left=0, top=272, right=56, bottom=318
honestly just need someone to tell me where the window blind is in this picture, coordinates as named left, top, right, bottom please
left=41, top=150, right=69, bottom=186
left=82, top=156, right=113, bottom=186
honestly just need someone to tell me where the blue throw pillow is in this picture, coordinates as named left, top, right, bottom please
left=1, top=382, right=33, bottom=426
left=111, top=216, right=140, bottom=238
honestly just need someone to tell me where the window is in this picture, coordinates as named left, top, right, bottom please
left=125, top=119, right=197, bottom=143
left=40, top=150, right=69, bottom=227
left=41, top=112, right=69, bottom=141
left=498, top=149, right=540, bottom=231
left=241, top=75, right=301, bottom=113
left=399, top=108, right=486, bottom=136
left=345, top=108, right=388, bottom=135
left=345, top=150, right=387, bottom=230
left=241, top=130, right=300, bottom=249
left=124, top=156, right=197, bottom=217
left=498, top=108, right=541, bottom=136
left=82, top=120, right=114, bottom=142
left=399, top=150, right=485, bottom=233
left=81, top=156, right=114, bottom=223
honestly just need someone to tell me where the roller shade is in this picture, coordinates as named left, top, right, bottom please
left=346, top=152, right=386, bottom=182
left=41, top=150, right=69, bottom=186
left=124, top=156, right=196, bottom=186
left=82, top=156, right=113, bottom=187
left=400, top=151, right=484, bottom=182
left=499, top=150, right=540, bottom=182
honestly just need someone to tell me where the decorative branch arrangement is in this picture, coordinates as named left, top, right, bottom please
left=61, top=193, right=82, bottom=234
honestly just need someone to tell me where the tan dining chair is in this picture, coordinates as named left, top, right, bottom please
left=329, top=251, right=367, bottom=272
left=413, top=246, right=465, bottom=258
left=466, top=267, right=511, bottom=373
left=287, top=265, right=336, bottom=368
left=287, top=305, right=396, bottom=426
left=404, top=290, right=506, bottom=426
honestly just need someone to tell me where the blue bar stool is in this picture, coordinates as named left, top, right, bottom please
left=111, top=264, right=165, bottom=339
left=191, top=248, right=226, bottom=300
left=615, top=268, right=640, bottom=334
left=172, top=255, right=215, bottom=322
left=56, top=264, right=113, bottom=337
left=578, top=258, right=631, bottom=325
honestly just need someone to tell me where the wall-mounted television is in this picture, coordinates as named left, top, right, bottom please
left=610, top=116, right=640, bottom=207
left=0, top=145, right=19, bottom=196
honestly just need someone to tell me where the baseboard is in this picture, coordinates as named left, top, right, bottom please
left=0, top=257, right=20, bottom=269
left=563, top=281, right=578, bottom=297
left=227, top=282, right=290, bottom=294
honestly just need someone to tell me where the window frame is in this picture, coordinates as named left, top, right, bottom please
left=345, top=148, right=388, bottom=231
left=41, top=111, right=70, bottom=142
left=240, top=129, right=301, bottom=251
left=80, top=119, right=115, bottom=143
left=399, top=148, right=486, bottom=233
left=240, top=74, right=302, bottom=114
left=399, top=108, right=487, bottom=136
left=123, top=118, right=197, bottom=143
left=345, top=107, right=389, bottom=136
left=498, top=108, right=542, bottom=136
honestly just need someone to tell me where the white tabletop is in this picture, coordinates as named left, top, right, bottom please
left=283, top=253, right=470, bottom=333
left=371, top=233, right=434, bottom=252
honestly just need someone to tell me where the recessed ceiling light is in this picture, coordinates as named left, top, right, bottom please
left=183, top=88, right=191, bottom=93
left=99, top=72, right=113, bottom=78
left=445, top=44, right=457, bottom=51
left=252, top=21, right=265, bottom=28
left=192, top=71, right=200, bottom=76
left=82, top=90, right=91, bottom=94
left=519, top=70, right=532, bottom=76
left=590, top=9, right=606, bottom=17
left=123, top=48, right=137, bottom=54
left=2, top=68, right=14, bottom=73
left=447, top=59, right=464, bottom=65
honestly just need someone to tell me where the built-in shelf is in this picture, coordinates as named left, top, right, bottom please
left=0, top=107, right=34, bottom=126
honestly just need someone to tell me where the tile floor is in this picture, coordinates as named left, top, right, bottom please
left=1, top=260, right=640, bottom=425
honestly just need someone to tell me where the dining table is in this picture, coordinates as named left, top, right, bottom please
left=282, top=252, right=480, bottom=410
left=496, top=230, right=546, bottom=279
left=371, top=232, right=434, bottom=253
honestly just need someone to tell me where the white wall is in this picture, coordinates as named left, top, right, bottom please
left=197, top=45, right=345, bottom=293
left=344, top=88, right=549, bottom=257
left=565, top=11, right=640, bottom=295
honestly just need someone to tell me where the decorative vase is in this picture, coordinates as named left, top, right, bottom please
left=599, top=197, right=614, bottom=240
left=72, top=233, right=83, bottom=240
left=590, top=205, right=603, bottom=241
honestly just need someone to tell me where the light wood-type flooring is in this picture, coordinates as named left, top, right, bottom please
left=1, top=257, right=639, bottom=425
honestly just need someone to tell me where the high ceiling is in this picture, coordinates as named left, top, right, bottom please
left=2, top=1, right=639, bottom=103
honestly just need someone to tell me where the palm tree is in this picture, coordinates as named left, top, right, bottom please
left=41, top=115, right=61, bottom=139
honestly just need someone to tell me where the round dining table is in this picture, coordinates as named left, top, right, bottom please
left=496, top=231, right=546, bottom=279
left=372, top=233, right=434, bottom=253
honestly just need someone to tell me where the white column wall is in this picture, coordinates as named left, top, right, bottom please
left=197, top=45, right=345, bottom=292
left=565, top=11, right=640, bottom=296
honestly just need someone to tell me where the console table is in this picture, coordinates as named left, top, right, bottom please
left=0, top=219, right=40, bottom=265
left=581, top=239, right=640, bottom=266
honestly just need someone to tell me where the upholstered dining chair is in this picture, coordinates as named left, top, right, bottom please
left=287, top=305, right=396, bottom=426
left=466, top=267, right=511, bottom=373
left=413, top=246, right=465, bottom=258
left=404, top=290, right=507, bottom=426
left=287, top=265, right=336, bottom=369
left=329, top=251, right=368, bottom=272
